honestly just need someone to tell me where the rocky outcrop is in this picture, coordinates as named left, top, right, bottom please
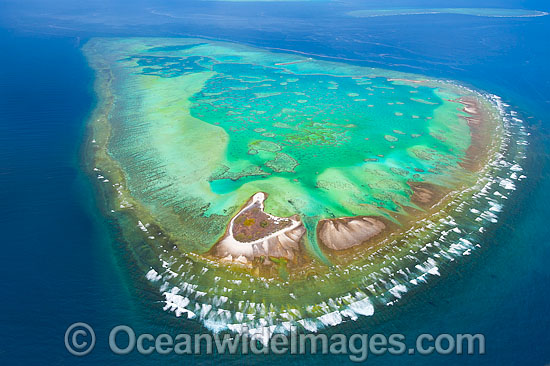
left=317, top=217, right=385, bottom=251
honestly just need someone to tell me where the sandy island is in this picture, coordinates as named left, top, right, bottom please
left=212, top=192, right=306, bottom=265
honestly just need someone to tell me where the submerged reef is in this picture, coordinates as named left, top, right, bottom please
left=348, top=8, right=549, bottom=18
left=83, top=38, right=528, bottom=340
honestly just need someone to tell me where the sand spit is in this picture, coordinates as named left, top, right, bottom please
left=317, top=217, right=386, bottom=251
left=212, top=192, right=305, bottom=264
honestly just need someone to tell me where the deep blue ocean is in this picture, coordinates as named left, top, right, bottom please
left=1, top=0, right=549, bottom=365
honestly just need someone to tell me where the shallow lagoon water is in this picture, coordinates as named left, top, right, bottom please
left=86, top=38, right=475, bottom=227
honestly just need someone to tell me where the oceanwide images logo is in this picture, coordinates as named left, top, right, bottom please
left=65, top=323, right=485, bottom=361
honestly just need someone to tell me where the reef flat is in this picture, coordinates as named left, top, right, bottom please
left=348, top=8, right=549, bottom=18
left=83, top=38, right=527, bottom=340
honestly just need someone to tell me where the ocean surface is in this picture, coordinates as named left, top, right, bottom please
left=1, top=0, right=549, bottom=364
